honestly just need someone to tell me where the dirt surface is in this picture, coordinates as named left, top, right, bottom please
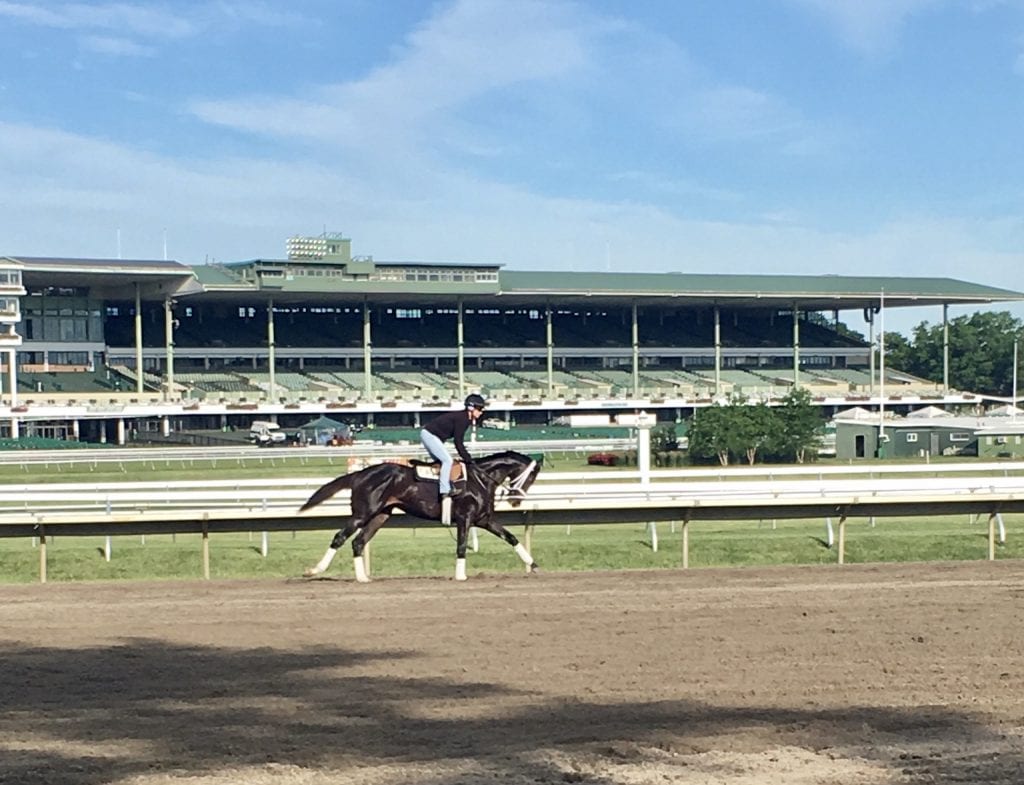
left=2, top=561, right=1024, bottom=784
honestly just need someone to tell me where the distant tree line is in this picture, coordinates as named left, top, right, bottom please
left=883, top=311, right=1023, bottom=397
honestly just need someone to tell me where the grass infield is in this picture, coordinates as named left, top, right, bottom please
left=1, top=515, right=1020, bottom=584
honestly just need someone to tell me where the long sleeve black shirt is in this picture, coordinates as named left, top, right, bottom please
left=423, top=409, right=477, bottom=463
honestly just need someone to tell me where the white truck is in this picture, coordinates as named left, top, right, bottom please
left=249, top=420, right=287, bottom=446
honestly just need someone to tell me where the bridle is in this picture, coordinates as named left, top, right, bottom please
left=495, top=459, right=537, bottom=502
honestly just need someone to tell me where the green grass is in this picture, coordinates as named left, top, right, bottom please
left=2, top=515, right=1020, bottom=584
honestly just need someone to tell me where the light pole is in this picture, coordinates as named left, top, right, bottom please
left=1013, top=338, right=1018, bottom=422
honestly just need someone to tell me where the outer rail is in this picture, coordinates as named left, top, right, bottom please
left=2, top=469, right=1023, bottom=581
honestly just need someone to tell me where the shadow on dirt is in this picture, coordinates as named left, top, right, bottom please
left=1, top=638, right=1020, bottom=785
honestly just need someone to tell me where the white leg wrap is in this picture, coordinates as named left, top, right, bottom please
left=514, top=543, right=533, bottom=566
left=455, top=557, right=467, bottom=581
left=354, top=556, right=370, bottom=583
left=307, top=546, right=338, bottom=576
left=441, top=497, right=452, bottom=526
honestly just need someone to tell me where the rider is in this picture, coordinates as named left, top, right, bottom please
left=420, top=394, right=487, bottom=498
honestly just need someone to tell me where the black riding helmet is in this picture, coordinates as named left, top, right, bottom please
left=465, top=393, right=487, bottom=411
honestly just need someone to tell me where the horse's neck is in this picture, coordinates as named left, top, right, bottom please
left=477, top=456, right=524, bottom=483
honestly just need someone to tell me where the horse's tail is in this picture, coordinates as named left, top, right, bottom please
left=299, top=474, right=354, bottom=512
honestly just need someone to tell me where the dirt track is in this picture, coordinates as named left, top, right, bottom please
left=2, top=561, right=1024, bottom=784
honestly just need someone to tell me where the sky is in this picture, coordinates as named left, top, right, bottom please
left=2, top=0, right=1023, bottom=337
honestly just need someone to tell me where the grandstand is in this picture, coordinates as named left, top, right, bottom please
left=1, top=236, right=1022, bottom=443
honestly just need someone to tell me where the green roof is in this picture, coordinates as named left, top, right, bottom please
left=497, top=270, right=1023, bottom=310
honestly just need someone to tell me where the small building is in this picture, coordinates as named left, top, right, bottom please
left=835, top=416, right=980, bottom=459
left=975, top=421, right=1024, bottom=459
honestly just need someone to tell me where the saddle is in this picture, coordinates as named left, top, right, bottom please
left=389, top=457, right=466, bottom=486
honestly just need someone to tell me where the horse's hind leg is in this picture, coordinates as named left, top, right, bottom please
left=350, top=513, right=390, bottom=583
left=304, top=521, right=363, bottom=577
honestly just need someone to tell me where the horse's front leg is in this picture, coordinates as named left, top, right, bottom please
left=350, top=512, right=390, bottom=583
left=304, top=520, right=362, bottom=577
left=483, top=518, right=539, bottom=574
left=455, top=518, right=470, bottom=581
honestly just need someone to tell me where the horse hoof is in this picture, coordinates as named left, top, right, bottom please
left=303, top=568, right=320, bottom=578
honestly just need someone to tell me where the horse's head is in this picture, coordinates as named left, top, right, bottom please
left=475, top=450, right=542, bottom=507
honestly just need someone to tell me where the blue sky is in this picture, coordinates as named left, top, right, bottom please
left=2, top=0, right=1023, bottom=335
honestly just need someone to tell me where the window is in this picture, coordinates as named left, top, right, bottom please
left=949, top=433, right=970, bottom=442
left=905, top=433, right=918, bottom=443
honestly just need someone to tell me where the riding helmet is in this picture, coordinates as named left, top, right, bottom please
left=464, top=393, right=487, bottom=411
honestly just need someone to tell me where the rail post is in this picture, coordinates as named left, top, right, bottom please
left=837, top=515, right=847, bottom=565
left=989, top=513, right=996, bottom=561
left=201, top=515, right=210, bottom=579
left=38, top=526, right=47, bottom=584
left=681, top=514, right=690, bottom=569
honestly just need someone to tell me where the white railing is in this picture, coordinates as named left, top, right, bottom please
left=2, top=465, right=1023, bottom=582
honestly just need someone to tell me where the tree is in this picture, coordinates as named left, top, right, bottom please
left=687, top=394, right=778, bottom=465
left=728, top=396, right=776, bottom=465
left=769, top=388, right=824, bottom=463
left=687, top=404, right=730, bottom=465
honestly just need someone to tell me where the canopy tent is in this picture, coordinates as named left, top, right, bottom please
left=986, top=404, right=1024, bottom=417
left=296, top=416, right=351, bottom=445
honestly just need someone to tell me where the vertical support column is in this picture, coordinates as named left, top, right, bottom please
left=792, top=303, right=801, bottom=389
left=134, top=284, right=144, bottom=395
left=713, top=306, right=722, bottom=397
left=637, top=411, right=652, bottom=485
left=163, top=296, right=175, bottom=402
left=457, top=298, right=465, bottom=399
left=267, top=298, right=276, bottom=402
left=631, top=301, right=640, bottom=398
left=362, top=299, right=373, bottom=400
left=942, top=303, right=950, bottom=394
left=7, top=349, right=18, bottom=438
left=867, top=309, right=876, bottom=396
left=8, top=347, right=18, bottom=407
left=546, top=304, right=554, bottom=398
left=116, top=419, right=126, bottom=445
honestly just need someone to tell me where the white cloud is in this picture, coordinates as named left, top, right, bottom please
left=789, top=0, right=941, bottom=57
left=80, top=34, right=154, bottom=57
left=190, top=0, right=600, bottom=147
left=0, top=1, right=194, bottom=38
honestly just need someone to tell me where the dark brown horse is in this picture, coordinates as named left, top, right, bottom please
left=300, top=450, right=542, bottom=582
